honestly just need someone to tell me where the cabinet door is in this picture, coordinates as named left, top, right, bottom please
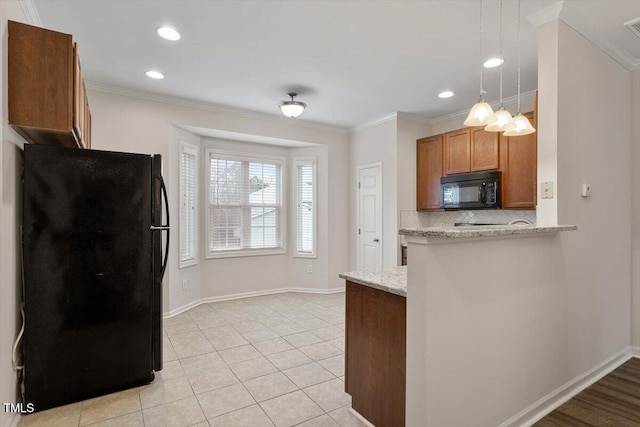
left=471, top=127, right=499, bottom=171
left=417, top=135, right=443, bottom=211
left=499, top=112, right=537, bottom=209
left=444, top=128, right=470, bottom=175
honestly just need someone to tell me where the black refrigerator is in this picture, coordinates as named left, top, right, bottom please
left=22, top=144, right=168, bottom=411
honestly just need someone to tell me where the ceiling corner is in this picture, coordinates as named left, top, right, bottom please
left=528, top=1, right=564, bottom=27
left=19, top=0, right=42, bottom=26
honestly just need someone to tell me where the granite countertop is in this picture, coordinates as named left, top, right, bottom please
left=339, top=266, right=407, bottom=297
left=399, top=224, right=577, bottom=239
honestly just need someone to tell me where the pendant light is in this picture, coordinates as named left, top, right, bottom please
left=485, top=0, right=514, bottom=132
left=503, top=0, right=536, bottom=136
left=464, top=0, right=496, bottom=127
left=279, top=93, right=306, bottom=118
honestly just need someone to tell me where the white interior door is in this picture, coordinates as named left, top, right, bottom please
left=357, top=163, right=382, bottom=271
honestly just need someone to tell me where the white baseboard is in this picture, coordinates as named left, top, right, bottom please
left=631, top=346, right=640, bottom=357
left=500, top=346, right=633, bottom=427
left=164, top=286, right=345, bottom=318
left=348, top=408, right=376, bottom=427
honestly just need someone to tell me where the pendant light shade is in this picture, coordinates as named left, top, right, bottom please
left=464, top=101, right=496, bottom=126
left=464, top=0, right=495, bottom=128
left=503, top=112, right=536, bottom=136
left=279, top=93, right=306, bottom=118
left=485, top=107, right=515, bottom=132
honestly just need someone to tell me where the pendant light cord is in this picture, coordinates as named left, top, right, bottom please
left=499, top=0, right=503, bottom=107
left=479, top=0, right=484, bottom=101
left=517, top=0, right=521, bottom=113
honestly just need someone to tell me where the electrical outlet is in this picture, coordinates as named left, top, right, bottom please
left=541, top=182, right=554, bottom=199
left=307, top=265, right=313, bottom=274
left=182, top=279, right=188, bottom=290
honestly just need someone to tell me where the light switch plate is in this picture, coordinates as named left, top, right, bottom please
left=541, top=182, right=554, bottom=199
left=581, top=183, right=592, bottom=197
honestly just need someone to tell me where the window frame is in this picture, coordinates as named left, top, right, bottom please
left=179, top=141, right=199, bottom=269
left=205, top=148, right=286, bottom=259
left=293, top=157, right=317, bottom=258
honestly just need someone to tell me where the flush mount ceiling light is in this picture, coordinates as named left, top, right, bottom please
left=438, top=91, right=454, bottom=99
left=483, top=57, right=504, bottom=68
left=485, top=0, right=514, bottom=132
left=464, top=0, right=496, bottom=127
left=503, top=0, right=536, bottom=136
left=279, top=93, right=306, bottom=118
left=145, top=70, right=164, bottom=79
left=157, top=26, right=181, bottom=41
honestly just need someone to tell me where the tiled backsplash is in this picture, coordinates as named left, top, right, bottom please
left=400, top=209, right=537, bottom=228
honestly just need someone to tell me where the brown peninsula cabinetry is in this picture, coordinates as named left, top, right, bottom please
left=345, top=281, right=406, bottom=427
left=417, top=110, right=537, bottom=211
left=8, top=20, right=91, bottom=149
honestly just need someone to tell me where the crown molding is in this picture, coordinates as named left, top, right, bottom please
left=85, top=80, right=350, bottom=135
left=351, top=112, right=398, bottom=133
left=527, top=1, right=638, bottom=71
left=19, top=0, right=42, bottom=26
left=561, top=21, right=640, bottom=71
left=428, top=90, right=536, bottom=126
left=527, top=1, right=564, bottom=27
left=396, top=112, right=431, bottom=126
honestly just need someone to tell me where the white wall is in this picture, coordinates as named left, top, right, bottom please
left=537, top=21, right=560, bottom=226
left=1, top=3, right=28, bottom=425
left=349, top=119, right=397, bottom=269
left=396, top=116, right=430, bottom=258
left=406, top=18, right=633, bottom=427
left=88, top=90, right=350, bottom=313
left=555, top=19, right=631, bottom=370
left=629, top=69, right=639, bottom=348
left=407, top=234, right=572, bottom=427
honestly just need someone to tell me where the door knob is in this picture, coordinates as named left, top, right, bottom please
left=373, top=238, right=379, bottom=242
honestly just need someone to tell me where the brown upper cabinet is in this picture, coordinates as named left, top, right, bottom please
left=417, top=107, right=537, bottom=211
left=444, top=127, right=499, bottom=175
left=444, top=128, right=470, bottom=175
left=470, top=127, right=500, bottom=171
left=499, top=111, right=537, bottom=209
left=417, top=135, right=443, bottom=211
left=8, top=20, right=91, bottom=149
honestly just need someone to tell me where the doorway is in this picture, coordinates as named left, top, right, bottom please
left=357, top=162, right=383, bottom=271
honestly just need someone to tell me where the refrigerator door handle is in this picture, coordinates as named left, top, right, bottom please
left=158, top=175, right=170, bottom=282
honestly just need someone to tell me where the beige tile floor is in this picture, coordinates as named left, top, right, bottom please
left=18, top=292, right=368, bottom=427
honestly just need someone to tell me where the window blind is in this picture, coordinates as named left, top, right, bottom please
left=208, top=151, right=283, bottom=256
left=179, top=143, right=198, bottom=266
left=295, top=158, right=316, bottom=256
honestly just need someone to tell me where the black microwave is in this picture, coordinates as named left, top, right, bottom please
left=440, top=171, right=501, bottom=210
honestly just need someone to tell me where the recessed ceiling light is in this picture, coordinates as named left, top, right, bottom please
left=483, top=57, right=504, bottom=68
left=157, top=26, right=180, bottom=41
left=145, top=70, right=164, bottom=79
left=438, top=91, right=454, bottom=99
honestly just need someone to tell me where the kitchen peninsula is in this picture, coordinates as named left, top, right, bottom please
left=339, top=266, right=407, bottom=427
left=340, top=224, right=577, bottom=426
left=401, top=223, right=576, bottom=426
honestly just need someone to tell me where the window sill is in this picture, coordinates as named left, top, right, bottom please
left=206, top=249, right=287, bottom=259
left=293, top=253, right=317, bottom=259
left=179, top=259, right=198, bottom=269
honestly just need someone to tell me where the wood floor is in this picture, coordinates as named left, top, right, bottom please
left=535, top=357, right=640, bottom=426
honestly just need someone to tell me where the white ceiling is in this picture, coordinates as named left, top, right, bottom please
left=32, top=0, right=640, bottom=130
